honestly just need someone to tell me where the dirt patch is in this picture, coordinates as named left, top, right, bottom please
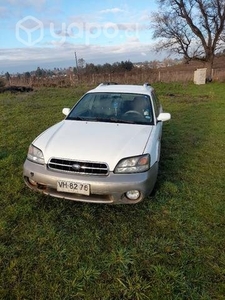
left=0, top=86, right=33, bottom=93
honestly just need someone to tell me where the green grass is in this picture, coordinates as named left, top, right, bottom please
left=0, top=83, right=224, bottom=299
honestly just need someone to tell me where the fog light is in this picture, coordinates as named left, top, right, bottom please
left=125, top=190, right=140, bottom=200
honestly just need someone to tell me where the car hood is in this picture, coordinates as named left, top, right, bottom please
left=33, top=120, right=153, bottom=170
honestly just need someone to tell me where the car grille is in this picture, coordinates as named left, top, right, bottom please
left=48, top=158, right=109, bottom=175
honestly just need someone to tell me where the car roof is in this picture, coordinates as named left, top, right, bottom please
left=87, top=83, right=154, bottom=95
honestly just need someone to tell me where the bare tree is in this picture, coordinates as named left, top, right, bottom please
left=77, top=58, right=86, bottom=73
left=151, top=0, right=225, bottom=80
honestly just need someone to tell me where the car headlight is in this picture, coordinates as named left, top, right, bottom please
left=27, top=144, right=45, bottom=165
left=114, top=154, right=150, bottom=173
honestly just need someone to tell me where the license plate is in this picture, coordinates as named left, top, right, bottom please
left=57, top=180, right=90, bottom=195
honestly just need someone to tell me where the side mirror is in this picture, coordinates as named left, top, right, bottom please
left=62, top=108, right=70, bottom=116
left=157, top=112, right=171, bottom=122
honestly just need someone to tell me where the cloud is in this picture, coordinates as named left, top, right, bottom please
left=0, top=6, right=9, bottom=18
left=117, top=23, right=139, bottom=31
left=126, top=37, right=140, bottom=43
left=0, top=40, right=156, bottom=73
left=138, top=10, right=151, bottom=22
left=99, top=8, right=125, bottom=14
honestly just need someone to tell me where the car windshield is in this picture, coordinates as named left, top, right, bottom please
left=66, top=92, right=154, bottom=125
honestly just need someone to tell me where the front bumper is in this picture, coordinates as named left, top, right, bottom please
left=23, top=159, right=158, bottom=204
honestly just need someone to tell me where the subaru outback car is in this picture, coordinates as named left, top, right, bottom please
left=23, top=83, right=171, bottom=204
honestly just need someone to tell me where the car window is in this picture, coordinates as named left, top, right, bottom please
left=151, top=91, right=161, bottom=117
left=69, top=93, right=95, bottom=116
left=67, top=92, right=154, bottom=125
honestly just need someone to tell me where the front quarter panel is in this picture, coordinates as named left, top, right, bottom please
left=144, top=122, right=163, bottom=165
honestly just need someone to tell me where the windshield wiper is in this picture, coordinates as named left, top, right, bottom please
left=69, top=117, right=138, bottom=124
left=92, top=117, right=136, bottom=124
left=68, top=116, right=91, bottom=121
left=111, top=119, right=136, bottom=124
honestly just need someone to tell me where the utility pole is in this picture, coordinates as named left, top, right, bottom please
left=74, top=51, right=79, bottom=74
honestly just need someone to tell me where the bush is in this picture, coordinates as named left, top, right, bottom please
left=0, top=78, right=6, bottom=88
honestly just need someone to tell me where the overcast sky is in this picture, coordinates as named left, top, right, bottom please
left=0, top=0, right=166, bottom=73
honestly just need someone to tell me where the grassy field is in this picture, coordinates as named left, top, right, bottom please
left=0, top=83, right=224, bottom=300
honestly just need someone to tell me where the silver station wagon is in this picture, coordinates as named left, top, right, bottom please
left=23, top=83, right=171, bottom=204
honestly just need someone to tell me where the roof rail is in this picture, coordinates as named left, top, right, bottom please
left=98, top=82, right=118, bottom=86
left=143, top=82, right=151, bottom=87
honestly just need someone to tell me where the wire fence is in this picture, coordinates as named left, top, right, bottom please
left=4, top=67, right=225, bottom=88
